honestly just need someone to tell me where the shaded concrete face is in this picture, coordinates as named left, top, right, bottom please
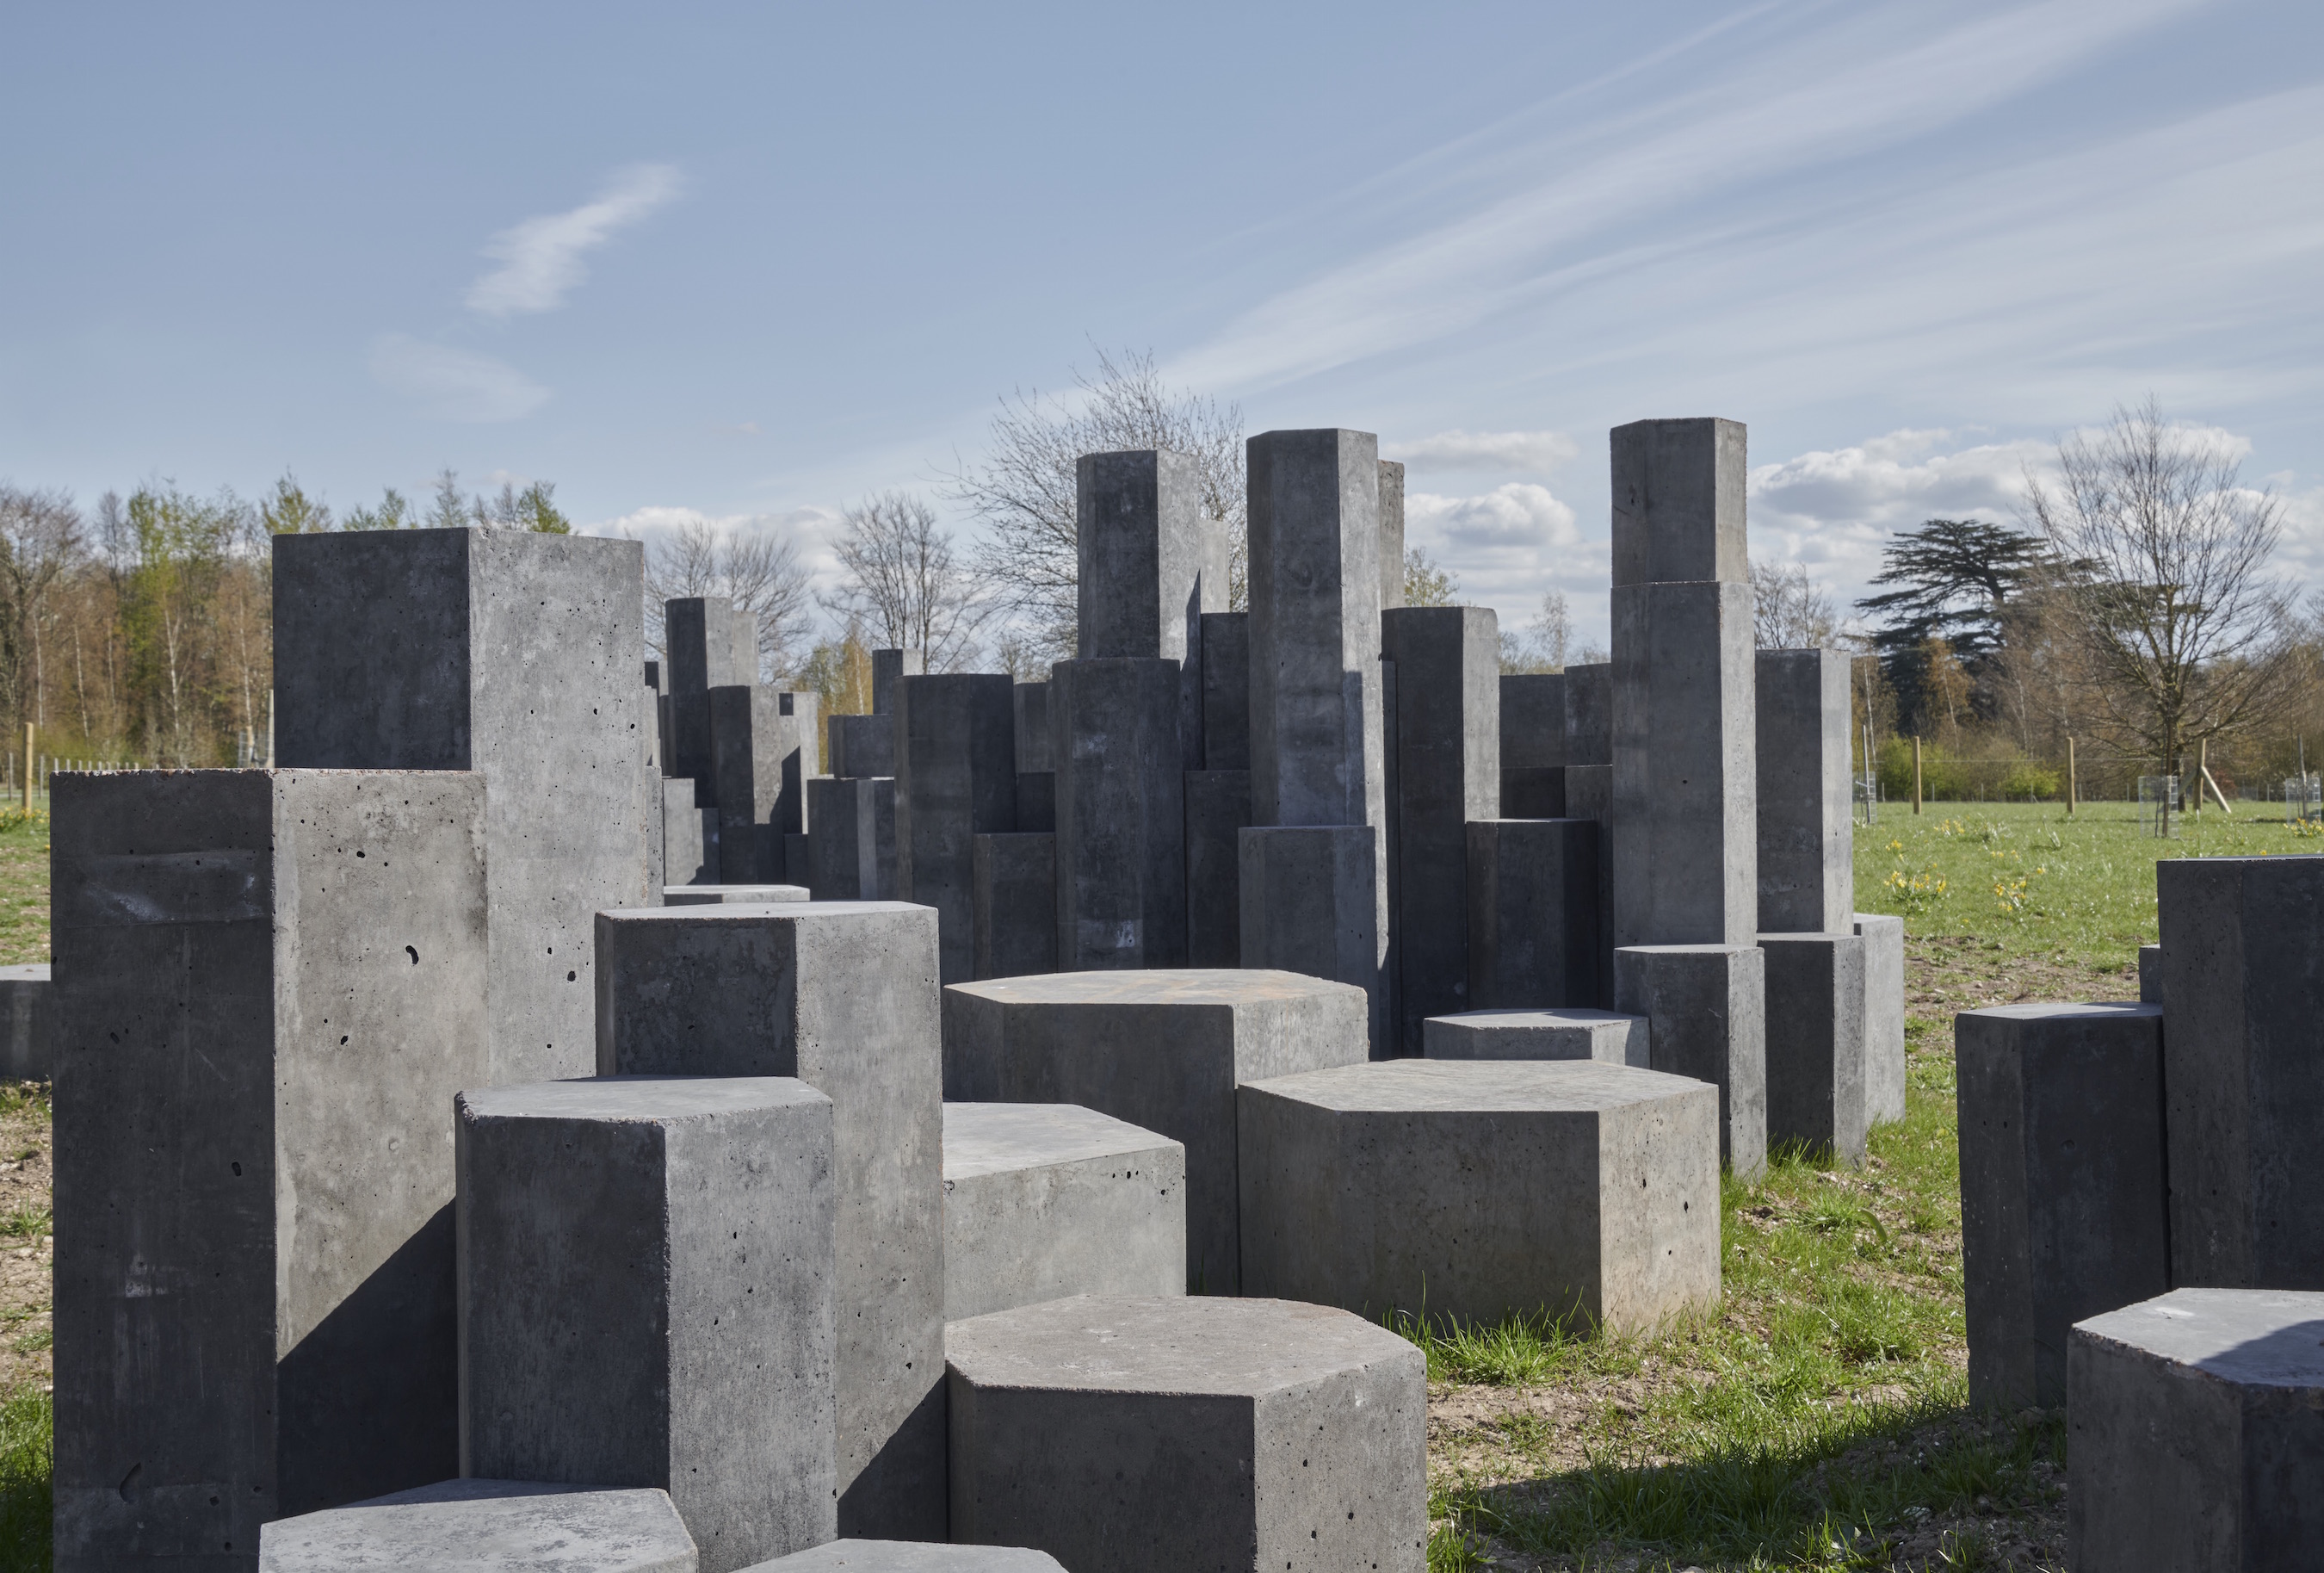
left=1378, top=460, right=1406, bottom=613
left=1422, top=1008, right=1647, bottom=1068
left=1184, top=770, right=1252, bottom=969
left=972, top=833, right=1057, bottom=981
left=457, top=1078, right=837, bottom=1570
left=1956, top=1003, right=2167, bottom=1412
left=595, top=904, right=946, bottom=1540
left=1050, top=658, right=1187, bottom=970
left=257, top=1479, right=697, bottom=1572
left=664, top=886, right=808, bottom=905
left=1854, top=913, right=1906, bottom=1124
left=1500, top=674, right=1566, bottom=770
left=942, top=1103, right=1185, bottom=1322
left=751, top=1541, right=1065, bottom=1571
left=1467, top=820, right=1601, bottom=1013
left=2068, top=1287, right=2324, bottom=1570
left=1565, top=763, right=1611, bottom=819
left=711, top=686, right=787, bottom=882
left=667, top=597, right=745, bottom=695
left=1608, top=418, right=1747, bottom=587
left=1239, top=1060, right=1720, bottom=1332
left=2137, top=942, right=2161, bottom=1004
left=1073, top=452, right=1222, bottom=771
left=1563, top=665, right=1611, bottom=768
left=807, top=777, right=896, bottom=901
left=665, top=780, right=719, bottom=887
left=1613, top=944, right=1766, bottom=1180
left=1011, top=684, right=1052, bottom=774
left=1754, top=649, right=1854, bottom=934
left=828, top=715, right=895, bottom=780
left=1198, top=613, right=1250, bottom=771
left=945, top=1296, right=1426, bottom=1573
left=939, top=970, right=1369, bottom=1293
left=1500, top=767, right=1566, bottom=819
left=0, top=964, right=50, bottom=1081
left=52, top=770, right=489, bottom=1570
left=871, top=650, right=924, bottom=716
left=1759, top=933, right=1868, bottom=1165
left=893, top=674, right=1017, bottom=985
left=1011, top=772, right=1054, bottom=833
left=1238, top=824, right=1388, bottom=1055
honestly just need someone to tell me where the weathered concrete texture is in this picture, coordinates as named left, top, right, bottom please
left=1423, top=1008, right=1648, bottom=1068
left=942, top=1102, right=1185, bottom=1322
left=1074, top=449, right=1222, bottom=769
left=2158, top=856, right=2324, bottom=1288
left=1854, top=913, right=1907, bottom=1124
left=1613, top=944, right=1767, bottom=1179
left=53, top=770, right=490, bottom=1570
left=1760, top=932, right=1868, bottom=1165
left=1609, top=418, right=1748, bottom=586
left=1051, top=658, right=1186, bottom=970
left=2138, top=942, right=2162, bottom=1004
left=730, top=608, right=761, bottom=688
left=1500, top=673, right=1566, bottom=769
left=1468, top=819, right=1601, bottom=1012
left=1239, top=824, right=1388, bottom=1054
left=665, top=780, right=720, bottom=886
left=713, top=685, right=788, bottom=882
left=1754, top=649, right=1853, bottom=934
left=829, top=715, right=895, bottom=781
left=596, top=903, right=946, bottom=1540
left=871, top=649, right=924, bottom=715
left=947, top=1295, right=1425, bottom=1573
left=743, top=1542, right=1063, bottom=1571
left=458, top=1078, right=837, bottom=1571
left=1564, top=663, right=1612, bottom=768
left=1564, top=766, right=1616, bottom=1004
left=973, top=834, right=1057, bottom=981
left=1565, top=762, right=1611, bottom=819
left=1184, top=769, right=1250, bottom=968
left=894, top=674, right=1017, bottom=985
left=0, top=964, right=50, bottom=1081
left=1011, top=772, right=1054, bottom=833
left=1383, top=607, right=1501, bottom=1052
left=807, top=777, right=898, bottom=901
left=1011, top=683, right=1052, bottom=774
left=1240, top=1060, right=1719, bottom=1331
left=663, top=885, right=810, bottom=905
left=2068, top=1287, right=2324, bottom=1570
left=1500, top=767, right=1567, bottom=819
left=940, top=969, right=1369, bottom=1292
left=1956, top=1003, right=2168, bottom=1412
left=1199, top=611, right=1249, bottom=771
left=274, top=528, right=646, bottom=1082
left=1378, top=459, right=1406, bottom=612
left=258, top=1479, right=697, bottom=1572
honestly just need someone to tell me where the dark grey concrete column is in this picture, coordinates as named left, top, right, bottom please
left=1756, top=648, right=1853, bottom=933
left=711, top=684, right=785, bottom=883
left=1200, top=612, right=1249, bottom=771
left=973, top=832, right=1059, bottom=979
left=1186, top=769, right=1252, bottom=967
left=0, top=965, right=49, bottom=1081
left=1467, top=819, right=1600, bottom=1011
left=1499, top=672, right=1564, bottom=818
left=1613, top=943, right=1767, bottom=1178
left=1378, top=458, right=1406, bottom=613
left=1564, top=662, right=1611, bottom=767
left=871, top=649, right=924, bottom=715
left=1051, top=657, right=1186, bottom=970
left=1076, top=449, right=1226, bottom=771
left=665, top=596, right=743, bottom=788
left=1012, top=681, right=1053, bottom=772
left=807, top=776, right=896, bottom=900
left=778, top=691, right=819, bottom=834
left=828, top=714, right=894, bottom=779
left=1759, top=932, right=1869, bottom=1165
left=894, top=674, right=1017, bottom=985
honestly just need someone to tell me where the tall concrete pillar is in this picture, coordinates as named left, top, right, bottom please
left=807, top=776, right=896, bottom=900
left=1467, top=818, right=1600, bottom=1010
left=1052, top=658, right=1186, bottom=970
left=1500, top=672, right=1566, bottom=818
left=1185, top=769, right=1252, bottom=967
left=711, top=685, right=787, bottom=884
left=1200, top=612, right=1250, bottom=771
left=1378, top=459, right=1406, bottom=613
left=1076, top=449, right=1226, bottom=770
left=1756, top=648, right=1853, bottom=933
left=974, top=833, right=1059, bottom=979
left=665, top=597, right=744, bottom=788
left=894, top=673, right=1017, bottom=984
left=872, top=648, right=924, bottom=715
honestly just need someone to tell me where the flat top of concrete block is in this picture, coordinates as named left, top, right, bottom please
left=2076, top=1288, right=2324, bottom=1388
left=943, top=1102, right=1181, bottom=1180
left=604, top=900, right=930, bottom=924
left=259, top=1479, right=695, bottom=1571
left=0, top=964, right=46, bottom=982
left=1428, top=1008, right=1644, bottom=1031
left=1851, top=913, right=1904, bottom=932
left=944, top=968, right=1360, bottom=1010
left=946, top=1293, right=1419, bottom=1397
left=1958, top=1001, right=2157, bottom=1024
left=1758, top=932, right=1864, bottom=945
left=1617, top=943, right=1760, bottom=958
left=739, top=1539, right=1064, bottom=1570
left=459, top=1074, right=830, bottom=1126
left=662, top=884, right=809, bottom=904
left=1245, top=1058, right=1712, bottom=1113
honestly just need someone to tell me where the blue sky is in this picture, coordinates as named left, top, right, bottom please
left=5, top=1, right=2322, bottom=650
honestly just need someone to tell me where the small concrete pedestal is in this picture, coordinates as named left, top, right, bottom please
left=1613, top=943, right=1766, bottom=1179
left=1854, top=913, right=1906, bottom=1124
left=1759, top=932, right=1868, bottom=1165
left=0, top=963, right=50, bottom=1081
left=258, top=1480, right=696, bottom=1572
left=1422, top=1007, right=1647, bottom=1066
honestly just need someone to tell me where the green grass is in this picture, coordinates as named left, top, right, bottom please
left=0, top=814, right=46, bottom=970
left=0, top=1390, right=46, bottom=1571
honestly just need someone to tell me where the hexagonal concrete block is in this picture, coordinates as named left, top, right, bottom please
left=1421, top=1007, right=1647, bottom=1066
left=947, top=1295, right=1425, bottom=1573
left=1239, top=1060, right=1720, bottom=1333
left=663, top=885, right=809, bottom=905
left=739, top=1540, right=1062, bottom=1570
left=258, top=1479, right=695, bottom=1571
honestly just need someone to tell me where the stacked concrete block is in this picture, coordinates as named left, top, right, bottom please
left=785, top=832, right=812, bottom=889
left=53, top=771, right=489, bottom=1567
left=275, top=528, right=646, bottom=1081
left=646, top=660, right=668, bottom=898
left=1564, top=663, right=1611, bottom=768
left=872, top=648, right=924, bottom=714
left=1561, top=662, right=1615, bottom=1000
left=665, top=597, right=749, bottom=787
left=2069, top=1287, right=2324, bottom=1568
left=663, top=885, right=810, bottom=905
left=666, top=779, right=719, bottom=887
left=1467, top=818, right=1601, bottom=1011
left=942, top=1102, right=1185, bottom=1321
left=749, top=1544, right=1064, bottom=1571
left=1199, top=611, right=1250, bottom=770
left=1378, top=459, right=1406, bottom=611
left=1956, top=1002, right=2168, bottom=1411
left=1075, top=449, right=1225, bottom=769
left=941, top=969, right=1369, bottom=1292
left=711, top=686, right=790, bottom=883
left=807, top=777, right=899, bottom=901
left=1854, top=913, right=1907, bottom=1124
left=1423, top=1007, right=1648, bottom=1067
left=1754, top=649, right=1854, bottom=933
left=946, top=1296, right=1425, bottom=1571
left=1011, top=681, right=1053, bottom=832
left=457, top=1078, right=837, bottom=1570
left=1499, top=672, right=1566, bottom=819
left=2158, top=856, right=2324, bottom=1286
left=972, top=833, right=1057, bottom=980
left=1758, top=932, right=1868, bottom=1164
left=1613, top=944, right=1767, bottom=1177
left=828, top=714, right=894, bottom=780
left=257, top=1480, right=697, bottom=1572
left=1239, top=825, right=1385, bottom=1055
left=1050, top=658, right=1186, bottom=970
left=1184, top=768, right=1250, bottom=968
left=2137, top=941, right=2161, bottom=1004
left=0, top=963, right=49, bottom=1081
left=596, top=902, right=945, bottom=1539
left=895, top=674, right=1017, bottom=985
left=1240, top=1060, right=1719, bottom=1330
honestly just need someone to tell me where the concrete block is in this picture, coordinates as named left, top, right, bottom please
left=2158, top=855, right=2324, bottom=1287
left=1565, top=761, right=1610, bottom=818
left=2068, top=1287, right=2324, bottom=1570
left=780, top=692, right=819, bottom=829
left=871, top=649, right=923, bottom=715
left=731, top=606, right=760, bottom=686
left=1423, top=1008, right=1648, bottom=1067
left=668, top=597, right=747, bottom=693
left=1755, top=649, right=1853, bottom=934
left=712, top=686, right=786, bottom=883
left=1759, top=932, right=1868, bottom=1164
left=1378, top=458, right=1406, bottom=611
left=274, top=528, right=646, bottom=1082
left=973, top=833, right=1057, bottom=981
left=1011, top=771, right=1054, bottom=833
left=664, top=885, right=810, bottom=905
left=1239, top=823, right=1388, bottom=1054
left=1956, top=1003, right=2167, bottom=1411
left=258, top=1479, right=696, bottom=1572
left=1613, top=944, right=1767, bottom=1178
left=1563, top=662, right=1611, bottom=768
left=807, top=777, right=898, bottom=901
left=0, top=964, right=50, bottom=1081
left=895, top=673, right=1017, bottom=984
left=1499, top=766, right=1567, bottom=819
left=1564, top=766, right=1616, bottom=1002
left=646, top=658, right=664, bottom=691
left=671, top=694, right=715, bottom=803
left=1051, top=658, right=1186, bottom=970
left=829, top=714, right=895, bottom=780
left=1608, top=417, right=1748, bottom=586
left=947, top=1295, right=1425, bottom=1572
left=596, top=902, right=945, bottom=1539
left=942, top=1102, right=1184, bottom=1321
left=53, top=770, right=489, bottom=1567
left=940, top=969, right=1369, bottom=1292
left=1468, top=819, right=1600, bottom=1012
left=1855, top=913, right=1906, bottom=1124
left=786, top=832, right=812, bottom=889
left=745, top=1543, right=1062, bottom=1571
left=1011, top=682, right=1052, bottom=773
left=1074, top=450, right=1221, bottom=767
left=1199, top=611, right=1249, bottom=771
left=2138, top=941, right=2161, bottom=1004
left=1184, top=769, right=1250, bottom=968
left=1240, top=1060, right=1719, bottom=1330
left=1500, top=673, right=1566, bottom=769
left=665, top=779, right=720, bottom=886
left=458, top=1078, right=837, bottom=1570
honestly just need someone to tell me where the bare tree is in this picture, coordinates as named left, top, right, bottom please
left=820, top=492, right=990, bottom=672
left=1499, top=589, right=1573, bottom=674
left=1751, top=560, right=1841, bottom=648
left=643, top=516, right=816, bottom=681
left=0, top=486, right=86, bottom=734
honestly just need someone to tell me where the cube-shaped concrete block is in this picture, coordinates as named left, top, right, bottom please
left=1958, top=1003, right=2168, bottom=1412
left=972, top=833, right=1056, bottom=981
left=871, top=649, right=924, bottom=716
left=744, top=1542, right=1063, bottom=1571
left=943, top=1103, right=1185, bottom=1322
left=664, top=885, right=809, bottom=905
left=1422, top=1008, right=1647, bottom=1067
left=1239, top=1061, right=1719, bottom=1332
left=940, top=969, right=1368, bottom=1293
left=1614, top=944, right=1767, bottom=1180
left=259, top=1480, right=696, bottom=1572
left=1854, top=913, right=1906, bottom=1124
left=1759, top=932, right=1868, bottom=1165
left=1608, top=417, right=1747, bottom=586
left=2069, top=1288, right=2324, bottom=1570
left=1379, top=459, right=1406, bottom=612
left=947, top=1296, right=1425, bottom=1573
left=1499, top=767, right=1566, bottom=819
left=0, top=963, right=50, bottom=1081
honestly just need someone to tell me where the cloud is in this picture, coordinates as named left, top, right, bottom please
left=466, top=164, right=683, bottom=317
left=368, top=334, right=549, bottom=422
left=1406, top=483, right=1606, bottom=638
left=1390, top=429, right=1578, bottom=474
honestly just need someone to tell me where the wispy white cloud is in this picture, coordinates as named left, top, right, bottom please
left=368, top=334, right=548, bottom=422
left=467, top=164, right=683, bottom=317
left=1391, top=429, right=1578, bottom=474
left=1406, top=482, right=1604, bottom=635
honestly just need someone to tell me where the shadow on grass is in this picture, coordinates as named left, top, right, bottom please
left=0, top=1387, right=49, bottom=1573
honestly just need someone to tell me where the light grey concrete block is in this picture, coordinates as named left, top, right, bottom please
left=2138, top=941, right=2161, bottom=1004
left=1239, top=823, right=1388, bottom=1054
left=1423, top=1008, right=1647, bottom=1067
left=1499, top=766, right=1567, bottom=819
left=946, top=1296, right=1425, bottom=1573
left=1051, top=658, right=1186, bottom=970
left=274, top=528, right=646, bottom=1082
left=1239, top=1060, right=1719, bottom=1331
left=1760, top=932, right=1868, bottom=1165
left=829, top=714, right=895, bottom=780
left=596, top=903, right=945, bottom=1539
left=871, top=649, right=923, bottom=715
left=942, top=1102, right=1185, bottom=1322
left=1199, top=611, right=1249, bottom=771
left=1609, top=417, right=1748, bottom=586
left=940, top=969, right=1369, bottom=1292
left=744, top=1542, right=1062, bottom=1571
left=1500, top=673, right=1565, bottom=769
left=259, top=1479, right=696, bottom=1572
left=1184, top=769, right=1249, bottom=969
left=1613, top=944, right=1767, bottom=1179
left=0, top=964, right=50, bottom=1081
left=779, top=693, right=819, bottom=831
left=53, top=771, right=490, bottom=1568
left=663, top=885, right=810, bottom=905
left=2069, top=1288, right=2324, bottom=1570
left=1011, top=683, right=1052, bottom=774
left=1854, top=913, right=1906, bottom=1124
left=1074, top=449, right=1221, bottom=769
left=895, top=673, right=1017, bottom=985
left=973, top=833, right=1056, bottom=981
left=808, top=777, right=897, bottom=901
left=458, top=1078, right=837, bottom=1570
left=1378, top=459, right=1406, bottom=612
left=1563, top=662, right=1611, bottom=768
left=731, top=607, right=761, bottom=687
left=1468, top=819, right=1601, bottom=1012
left=1755, top=648, right=1854, bottom=934
left=1956, top=1002, right=2167, bottom=1412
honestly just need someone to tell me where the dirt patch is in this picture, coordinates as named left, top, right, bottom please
left=0, top=1094, right=50, bottom=1397
left=1906, top=934, right=2135, bottom=1016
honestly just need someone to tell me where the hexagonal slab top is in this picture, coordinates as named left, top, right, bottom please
left=459, top=1074, right=829, bottom=1125
left=605, top=900, right=930, bottom=924
left=739, top=1539, right=1064, bottom=1570
left=1957, top=1001, right=2156, bottom=1025
left=1246, top=1058, right=1711, bottom=1112
left=1431, top=1008, right=1638, bottom=1030
left=2077, top=1287, right=2324, bottom=1388
left=945, top=1294, right=1419, bottom=1397
left=663, top=884, right=809, bottom=904
left=259, top=1479, right=695, bottom=1571
left=943, top=1102, right=1178, bottom=1180
left=945, top=968, right=1360, bottom=1010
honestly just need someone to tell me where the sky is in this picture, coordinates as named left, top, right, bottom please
left=5, top=0, right=2323, bottom=653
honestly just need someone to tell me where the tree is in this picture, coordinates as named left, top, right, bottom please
left=343, top=487, right=417, bottom=530
left=260, top=474, right=333, bottom=535
left=1855, top=517, right=2045, bottom=731
left=1499, top=590, right=1571, bottom=674
left=0, top=486, right=85, bottom=737
left=428, top=469, right=473, bottom=530
left=642, top=516, right=815, bottom=682
left=1751, top=560, right=1840, bottom=648
left=820, top=492, right=990, bottom=672
left=1401, top=547, right=1458, bottom=608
